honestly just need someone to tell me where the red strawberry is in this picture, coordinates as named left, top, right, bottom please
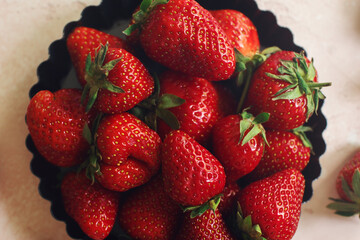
left=26, top=89, right=92, bottom=167
left=81, top=44, right=154, bottom=114
left=119, top=175, right=182, bottom=240
left=211, top=110, right=269, bottom=182
left=244, top=50, right=331, bottom=130
left=210, top=9, right=260, bottom=57
left=124, top=0, right=235, bottom=81
left=245, top=127, right=312, bottom=182
left=161, top=130, right=226, bottom=209
left=327, top=151, right=360, bottom=217
left=94, top=112, right=161, bottom=192
left=176, top=209, right=235, bottom=240
left=67, top=26, right=126, bottom=86
left=61, top=171, right=120, bottom=240
left=237, top=169, right=305, bottom=240
left=218, top=182, right=241, bottom=217
left=157, top=70, right=221, bottom=146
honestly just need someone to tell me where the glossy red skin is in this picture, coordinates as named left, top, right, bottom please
left=61, top=171, right=120, bottom=240
left=66, top=26, right=126, bottom=87
left=161, top=130, right=226, bottom=206
left=210, top=9, right=260, bottom=57
left=212, top=114, right=264, bottom=182
left=26, top=89, right=91, bottom=167
left=96, top=113, right=161, bottom=192
left=93, top=48, right=154, bottom=114
left=238, top=169, right=305, bottom=240
left=247, top=129, right=311, bottom=182
left=336, top=151, right=360, bottom=201
left=158, top=71, right=221, bottom=146
left=140, top=0, right=235, bottom=81
left=119, top=175, right=182, bottom=240
left=176, top=209, right=235, bottom=240
left=218, top=182, right=241, bottom=216
left=244, top=51, right=317, bottom=130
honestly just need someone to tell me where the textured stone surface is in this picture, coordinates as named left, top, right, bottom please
left=1, top=0, right=360, bottom=239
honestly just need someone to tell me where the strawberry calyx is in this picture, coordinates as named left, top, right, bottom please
left=134, top=74, right=185, bottom=131
left=235, top=47, right=281, bottom=113
left=181, top=194, right=223, bottom=219
left=327, top=169, right=360, bottom=217
left=239, top=109, right=269, bottom=146
left=81, top=43, right=125, bottom=112
left=266, top=51, right=331, bottom=120
left=123, top=0, right=170, bottom=36
left=292, top=125, right=313, bottom=152
left=235, top=202, right=267, bottom=240
left=80, top=114, right=104, bottom=183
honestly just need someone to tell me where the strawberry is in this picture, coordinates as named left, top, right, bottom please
left=244, top=50, right=331, bottom=130
left=161, top=130, right=226, bottom=213
left=245, top=127, right=312, bottom=182
left=93, top=112, right=161, bottom=192
left=81, top=44, right=154, bottom=114
left=176, top=209, right=235, bottom=240
left=211, top=110, right=269, bottom=182
left=124, top=0, right=235, bottom=81
left=67, top=26, right=126, bottom=87
left=236, top=169, right=305, bottom=240
left=157, top=70, right=221, bottom=146
left=26, top=89, right=92, bottom=167
left=210, top=9, right=260, bottom=57
left=327, top=151, right=360, bottom=217
left=119, top=175, right=182, bottom=240
left=61, top=171, right=120, bottom=240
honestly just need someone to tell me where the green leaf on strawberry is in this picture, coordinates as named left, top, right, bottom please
left=182, top=194, right=223, bottom=219
left=81, top=43, right=125, bottom=112
left=266, top=51, right=331, bottom=120
left=292, top=125, right=313, bottom=150
left=235, top=47, right=281, bottom=113
left=239, top=109, right=269, bottom=146
left=327, top=169, right=360, bottom=217
left=123, top=0, right=170, bottom=36
left=235, top=203, right=266, bottom=240
left=136, top=73, right=185, bottom=132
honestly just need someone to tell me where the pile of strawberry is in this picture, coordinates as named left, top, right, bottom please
left=26, top=0, right=331, bottom=240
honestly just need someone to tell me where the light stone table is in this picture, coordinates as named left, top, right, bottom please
left=1, top=0, right=359, bottom=239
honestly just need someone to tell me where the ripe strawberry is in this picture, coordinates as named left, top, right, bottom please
left=161, top=130, right=226, bottom=209
left=176, top=209, right=235, bottom=240
left=327, top=151, right=360, bottom=217
left=119, top=175, right=182, bottom=240
left=26, top=89, right=92, bottom=167
left=245, top=127, right=312, bottom=182
left=94, top=112, right=161, bottom=192
left=210, top=9, right=260, bottom=57
left=67, top=26, right=126, bottom=87
left=157, top=70, right=221, bottom=146
left=211, top=110, right=269, bottom=182
left=244, top=50, right=331, bottom=130
left=237, top=169, right=305, bottom=240
left=81, top=44, right=154, bottom=114
left=124, top=0, right=235, bottom=81
left=61, top=171, right=120, bottom=240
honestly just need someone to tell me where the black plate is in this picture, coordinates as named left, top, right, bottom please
left=26, top=0, right=327, bottom=239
